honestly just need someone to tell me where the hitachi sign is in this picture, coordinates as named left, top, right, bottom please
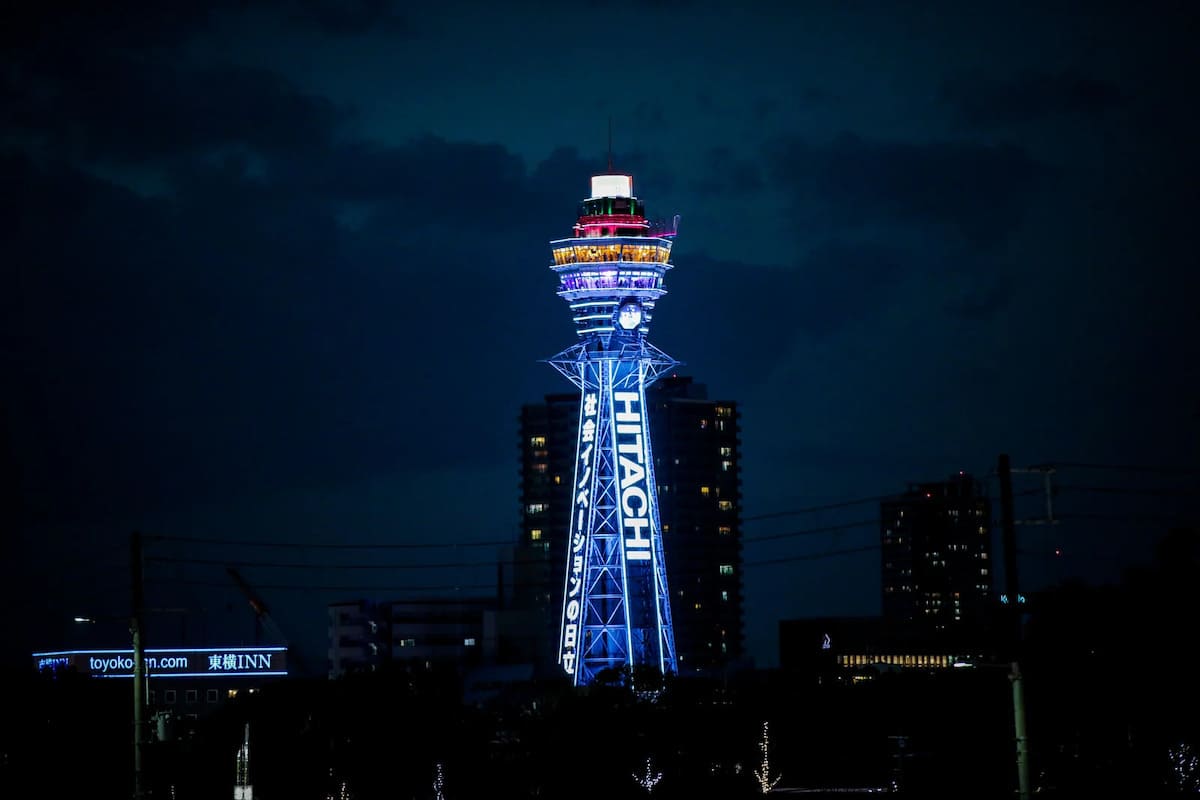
left=614, top=390, right=652, bottom=562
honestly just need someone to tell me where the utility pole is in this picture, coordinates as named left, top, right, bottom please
left=131, top=531, right=147, bottom=800
left=998, top=455, right=1031, bottom=800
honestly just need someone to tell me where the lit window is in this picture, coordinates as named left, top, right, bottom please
left=526, top=503, right=548, bottom=514
left=719, top=564, right=734, bottom=576
left=553, top=475, right=562, bottom=485
left=699, top=419, right=708, bottom=430
left=530, top=529, right=543, bottom=541
left=719, top=446, right=732, bottom=456
left=227, top=690, right=238, bottom=699
left=464, top=638, right=476, bottom=647
left=716, top=406, right=733, bottom=418
left=721, top=460, right=733, bottom=472
left=718, top=525, right=731, bottom=536
left=718, top=500, right=733, bottom=511
left=700, top=486, right=711, bottom=497
left=721, top=591, right=729, bottom=602
left=529, top=436, right=546, bottom=448
left=694, top=603, right=702, bottom=610
left=533, top=463, right=548, bottom=473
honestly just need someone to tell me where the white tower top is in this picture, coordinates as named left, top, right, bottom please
left=590, top=174, right=632, bottom=199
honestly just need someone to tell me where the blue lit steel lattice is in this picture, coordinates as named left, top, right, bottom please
left=547, top=174, right=679, bottom=686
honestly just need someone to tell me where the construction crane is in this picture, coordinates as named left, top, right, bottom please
left=227, top=567, right=307, bottom=676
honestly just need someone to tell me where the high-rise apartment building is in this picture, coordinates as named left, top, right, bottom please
left=516, top=375, right=744, bottom=676
left=880, top=473, right=993, bottom=643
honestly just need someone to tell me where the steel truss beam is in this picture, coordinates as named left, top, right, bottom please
left=553, top=342, right=679, bottom=686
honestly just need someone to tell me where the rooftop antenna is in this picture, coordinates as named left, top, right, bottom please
left=607, top=116, right=614, bottom=173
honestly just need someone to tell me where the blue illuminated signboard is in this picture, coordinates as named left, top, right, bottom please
left=31, top=647, right=288, bottom=678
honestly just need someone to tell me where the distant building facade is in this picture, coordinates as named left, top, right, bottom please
left=779, top=617, right=982, bottom=683
left=880, top=473, right=993, bottom=644
left=327, top=598, right=492, bottom=678
left=514, top=375, right=744, bottom=675
left=32, top=645, right=286, bottom=730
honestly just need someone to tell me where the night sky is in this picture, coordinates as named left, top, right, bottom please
left=4, top=1, right=1198, bottom=672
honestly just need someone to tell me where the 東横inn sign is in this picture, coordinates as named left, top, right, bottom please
left=32, top=646, right=288, bottom=678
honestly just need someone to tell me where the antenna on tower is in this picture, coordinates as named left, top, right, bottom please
left=607, top=116, right=614, bottom=173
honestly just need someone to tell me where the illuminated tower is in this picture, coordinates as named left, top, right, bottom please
left=547, top=173, right=680, bottom=685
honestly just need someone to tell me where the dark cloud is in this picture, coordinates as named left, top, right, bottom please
left=0, top=0, right=408, bottom=55
left=630, top=100, right=671, bottom=132
left=941, top=71, right=1123, bottom=127
left=751, top=97, right=778, bottom=122
left=657, top=238, right=922, bottom=386
left=768, top=132, right=1049, bottom=247
left=0, top=2, right=222, bottom=53
left=794, top=87, right=836, bottom=108
left=3, top=138, right=596, bottom=526
left=4, top=55, right=347, bottom=163
left=689, top=146, right=763, bottom=194
left=282, top=0, right=412, bottom=36
left=945, top=279, right=1012, bottom=321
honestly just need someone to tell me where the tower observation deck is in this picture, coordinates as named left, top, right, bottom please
left=546, top=173, right=680, bottom=686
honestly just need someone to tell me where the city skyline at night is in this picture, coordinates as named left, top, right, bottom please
left=3, top=2, right=1198, bottom=676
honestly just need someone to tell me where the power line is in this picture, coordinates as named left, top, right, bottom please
left=147, top=533, right=514, bottom=550
left=743, top=519, right=876, bottom=543
left=148, top=555, right=509, bottom=571
left=1047, top=461, right=1200, bottom=476
left=742, top=495, right=890, bottom=523
left=1056, top=484, right=1198, bottom=498
left=143, top=540, right=883, bottom=595
left=147, top=515, right=882, bottom=573
left=138, top=477, right=1191, bottom=580
left=1017, top=548, right=1131, bottom=563
left=1056, top=512, right=1198, bottom=526
left=145, top=578, right=499, bottom=594
left=140, top=484, right=1061, bottom=555
left=745, top=544, right=880, bottom=567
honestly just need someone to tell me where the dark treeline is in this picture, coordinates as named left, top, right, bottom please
left=2, top=527, right=1196, bottom=799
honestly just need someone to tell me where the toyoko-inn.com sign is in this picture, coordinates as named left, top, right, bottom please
left=32, top=647, right=288, bottom=678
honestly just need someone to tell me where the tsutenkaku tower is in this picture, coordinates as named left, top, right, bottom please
left=547, top=173, right=680, bottom=685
